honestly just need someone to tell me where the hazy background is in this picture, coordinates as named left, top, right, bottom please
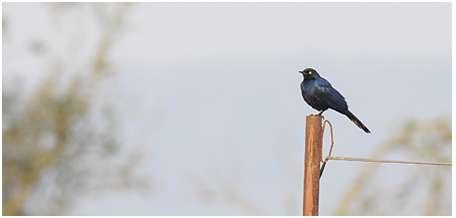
left=2, top=2, right=451, bottom=215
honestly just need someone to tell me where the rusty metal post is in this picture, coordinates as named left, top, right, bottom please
left=303, top=115, right=323, bottom=216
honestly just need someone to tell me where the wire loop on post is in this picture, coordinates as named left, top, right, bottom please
left=319, top=118, right=334, bottom=178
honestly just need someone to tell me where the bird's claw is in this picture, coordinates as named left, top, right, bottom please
left=312, top=113, right=325, bottom=120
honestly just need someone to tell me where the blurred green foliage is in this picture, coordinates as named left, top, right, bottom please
left=336, top=117, right=451, bottom=215
left=2, top=4, right=146, bottom=215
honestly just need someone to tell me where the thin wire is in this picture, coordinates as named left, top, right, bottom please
left=328, top=156, right=452, bottom=166
left=319, top=118, right=335, bottom=178
left=318, top=117, right=452, bottom=179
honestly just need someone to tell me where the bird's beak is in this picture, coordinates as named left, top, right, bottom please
left=298, top=70, right=303, bottom=74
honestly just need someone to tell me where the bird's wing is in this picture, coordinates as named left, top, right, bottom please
left=314, top=79, right=348, bottom=112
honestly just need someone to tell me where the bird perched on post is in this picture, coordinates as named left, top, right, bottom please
left=299, top=67, right=370, bottom=133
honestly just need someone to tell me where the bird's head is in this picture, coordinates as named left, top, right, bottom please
left=299, top=68, right=320, bottom=80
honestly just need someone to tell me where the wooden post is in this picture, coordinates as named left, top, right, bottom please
left=303, top=115, right=323, bottom=216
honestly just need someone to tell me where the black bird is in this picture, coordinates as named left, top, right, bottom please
left=299, top=68, right=370, bottom=133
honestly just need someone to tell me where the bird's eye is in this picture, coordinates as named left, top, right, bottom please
left=308, top=71, right=312, bottom=74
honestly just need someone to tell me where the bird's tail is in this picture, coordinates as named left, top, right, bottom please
left=345, top=110, right=371, bottom=133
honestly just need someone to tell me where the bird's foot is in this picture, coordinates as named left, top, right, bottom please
left=312, top=112, right=325, bottom=119
left=317, top=111, right=325, bottom=120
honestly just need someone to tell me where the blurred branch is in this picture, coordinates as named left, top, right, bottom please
left=335, top=117, right=451, bottom=215
left=90, top=3, right=131, bottom=79
left=191, top=174, right=264, bottom=215
left=2, top=4, right=144, bottom=215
